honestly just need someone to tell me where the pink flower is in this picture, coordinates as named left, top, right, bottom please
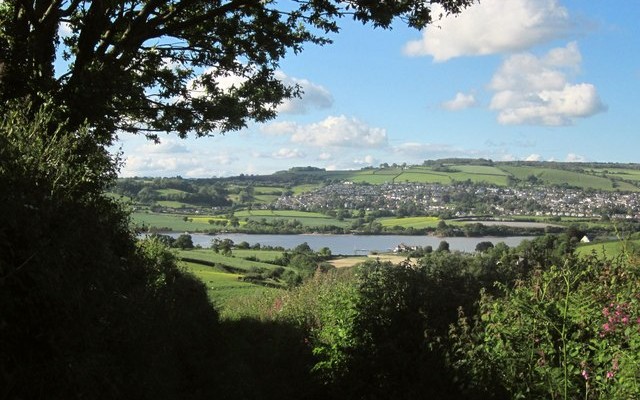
left=602, top=323, right=611, bottom=332
left=581, top=370, right=590, bottom=381
left=606, top=371, right=615, bottom=379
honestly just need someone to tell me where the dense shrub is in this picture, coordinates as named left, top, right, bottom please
left=0, top=102, right=220, bottom=399
left=450, top=252, right=640, bottom=399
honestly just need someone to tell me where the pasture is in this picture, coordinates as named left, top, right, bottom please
left=378, top=216, right=441, bottom=229
left=236, top=209, right=350, bottom=228
left=132, top=211, right=213, bottom=231
left=181, top=261, right=278, bottom=309
left=576, top=239, right=640, bottom=258
left=177, top=249, right=285, bottom=273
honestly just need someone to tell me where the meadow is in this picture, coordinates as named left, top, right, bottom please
left=378, top=216, right=441, bottom=229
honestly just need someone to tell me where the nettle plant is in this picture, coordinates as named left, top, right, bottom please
left=450, top=252, right=640, bottom=399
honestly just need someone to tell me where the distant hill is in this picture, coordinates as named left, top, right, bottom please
left=112, top=160, right=640, bottom=212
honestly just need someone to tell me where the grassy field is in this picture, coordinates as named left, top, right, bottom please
left=155, top=188, right=189, bottom=195
left=378, top=216, right=440, bottom=229
left=177, top=249, right=284, bottom=272
left=132, top=209, right=352, bottom=231
left=329, top=254, right=413, bottom=268
left=576, top=239, right=640, bottom=258
left=132, top=211, right=213, bottom=231
left=394, top=171, right=452, bottom=184
left=236, top=209, right=350, bottom=228
left=181, top=261, right=278, bottom=309
left=498, top=165, right=627, bottom=191
left=156, top=200, right=191, bottom=208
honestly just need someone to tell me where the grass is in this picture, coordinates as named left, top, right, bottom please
left=576, top=239, right=640, bottom=258
left=156, top=200, right=191, bottom=208
left=155, top=188, right=189, bottom=195
left=499, top=165, right=623, bottom=191
left=329, top=254, right=414, bottom=268
left=393, top=172, right=452, bottom=184
left=378, top=216, right=441, bottom=229
left=132, top=211, right=210, bottom=231
left=177, top=249, right=283, bottom=272
left=236, top=209, right=350, bottom=228
left=291, top=184, right=322, bottom=195
left=181, top=261, right=278, bottom=309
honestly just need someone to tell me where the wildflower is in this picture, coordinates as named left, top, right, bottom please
left=581, top=370, right=590, bottom=381
left=606, top=371, right=615, bottom=379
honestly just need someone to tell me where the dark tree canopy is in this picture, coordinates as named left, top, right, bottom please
left=0, top=0, right=472, bottom=144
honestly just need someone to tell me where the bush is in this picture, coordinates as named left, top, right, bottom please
left=0, top=101, right=220, bottom=399
left=450, top=252, right=640, bottom=399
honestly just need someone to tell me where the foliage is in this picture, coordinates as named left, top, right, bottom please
left=0, top=0, right=471, bottom=143
left=0, top=101, right=221, bottom=399
left=449, top=252, right=640, bottom=399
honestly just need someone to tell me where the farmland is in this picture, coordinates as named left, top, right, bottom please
left=117, top=160, right=640, bottom=238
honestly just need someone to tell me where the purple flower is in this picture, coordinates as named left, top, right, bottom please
left=581, top=370, right=590, bottom=381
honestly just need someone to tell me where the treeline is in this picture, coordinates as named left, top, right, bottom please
left=113, top=177, right=232, bottom=207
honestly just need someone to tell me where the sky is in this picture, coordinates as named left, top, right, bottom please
left=114, top=0, right=640, bottom=178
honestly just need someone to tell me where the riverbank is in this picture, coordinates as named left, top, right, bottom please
left=161, top=232, right=535, bottom=255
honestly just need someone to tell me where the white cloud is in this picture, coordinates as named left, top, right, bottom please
left=442, top=92, right=476, bottom=111
left=260, top=121, right=298, bottom=136
left=318, top=152, right=332, bottom=161
left=353, top=155, right=376, bottom=166
left=272, top=148, right=304, bottom=159
left=274, top=71, right=333, bottom=114
left=139, top=139, right=189, bottom=154
left=565, top=153, right=586, bottom=162
left=525, top=153, right=542, bottom=161
left=489, top=42, right=606, bottom=126
left=392, top=142, right=463, bottom=158
left=263, top=115, right=387, bottom=148
left=120, top=148, right=237, bottom=177
left=404, top=0, right=571, bottom=61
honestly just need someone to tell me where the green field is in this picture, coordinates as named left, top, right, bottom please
left=155, top=188, right=189, bottom=195
left=181, top=261, right=278, bottom=308
left=394, top=171, right=452, bottom=184
left=177, top=249, right=284, bottom=272
left=576, top=239, right=640, bottom=258
left=378, top=216, right=441, bottom=229
left=156, top=200, right=191, bottom=208
left=236, top=209, right=350, bottom=228
left=498, top=165, right=627, bottom=191
left=132, top=211, right=211, bottom=231
left=291, top=184, right=322, bottom=194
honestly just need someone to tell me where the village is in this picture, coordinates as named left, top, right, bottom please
left=274, top=182, right=640, bottom=220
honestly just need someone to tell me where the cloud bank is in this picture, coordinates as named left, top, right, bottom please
left=404, top=0, right=571, bottom=61
left=488, top=42, right=606, bottom=126
left=262, top=115, right=388, bottom=148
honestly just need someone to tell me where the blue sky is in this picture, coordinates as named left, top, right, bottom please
left=115, top=0, right=640, bottom=178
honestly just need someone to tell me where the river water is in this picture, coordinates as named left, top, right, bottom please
left=164, top=232, right=534, bottom=255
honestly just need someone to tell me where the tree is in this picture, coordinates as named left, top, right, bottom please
left=436, top=240, right=450, bottom=253
left=0, top=0, right=472, bottom=144
left=475, top=241, right=494, bottom=253
left=173, top=233, right=194, bottom=249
